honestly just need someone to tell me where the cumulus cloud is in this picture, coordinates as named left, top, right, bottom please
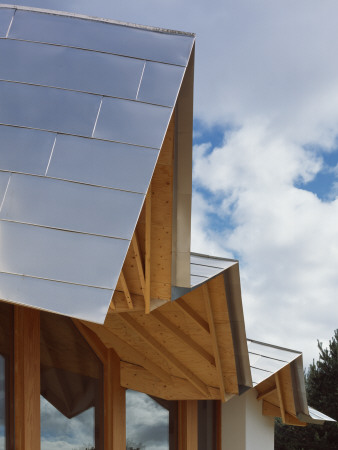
left=192, top=121, right=338, bottom=364
left=126, top=390, right=169, bottom=449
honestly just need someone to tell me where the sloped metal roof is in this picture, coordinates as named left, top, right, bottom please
left=248, top=338, right=301, bottom=386
left=249, top=339, right=335, bottom=424
left=190, top=252, right=238, bottom=287
left=0, top=5, right=195, bottom=322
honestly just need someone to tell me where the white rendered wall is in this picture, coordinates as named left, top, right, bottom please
left=222, top=389, right=275, bottom=450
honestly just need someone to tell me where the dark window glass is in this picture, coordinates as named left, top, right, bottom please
left=40, top=312, right=103, bottom=450
left=126, top=390, right=178, bottom=450
left=198, top=400, right=218, bottom=450
left=0, top=302, right=14, bottom=450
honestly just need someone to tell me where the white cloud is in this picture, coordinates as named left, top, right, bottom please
left=192, top=122, right=338, bottom=365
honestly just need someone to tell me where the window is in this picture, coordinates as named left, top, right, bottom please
left=40, top=312, right=103, bottom=450
left=126, top=390, right=178, bottom=450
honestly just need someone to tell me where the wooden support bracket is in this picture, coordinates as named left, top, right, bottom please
left=275, top=372, right=286, bottom=423
left=145, top=185, right=151, bottom=314
left=202, top=284, right=226, bottom=402
left=119, top=313, right=210, bottom=397
left=120, top=270, right=134, bottom=310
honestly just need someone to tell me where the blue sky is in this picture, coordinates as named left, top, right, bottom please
left=6, top=0, right=338, bottom=367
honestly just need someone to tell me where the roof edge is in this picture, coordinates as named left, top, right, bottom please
left=0, top=4, right=196, bottom=37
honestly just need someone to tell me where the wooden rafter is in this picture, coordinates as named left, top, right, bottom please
left=262, top=401, right=306, bottom=426
left=174, top=300, right=210, bottom=334
left=145, top=185, right=151, bottom=314
left=202, top=284, right=226, bottom=402
left=72, top=319, right=107, bottom=363
left=256, top=385, right=277, bottom=401
left=120, top=270, right=134, bottom=310
left=132, top=232, right=146, bottom=297
left=118, top=313, right=210, bottom=397
left=275, top=372, right=286, bottom=423
left=83, top=321, right=172, bottom=384
left=151, top=310, right=215, bottom=366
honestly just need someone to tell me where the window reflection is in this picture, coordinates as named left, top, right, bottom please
left=198, top=400, right=218, bottom=450
left=40, top=312, right=103, bottom=450
left=126, top=390, right=177, bottom=450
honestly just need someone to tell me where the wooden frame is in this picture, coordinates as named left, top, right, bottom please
left=14, top=306, right=40, bottom=450
left=178, top=400, right=198, bottom=450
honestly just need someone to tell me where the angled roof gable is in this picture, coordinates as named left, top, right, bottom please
left=0, top=5, right=195, bottom=322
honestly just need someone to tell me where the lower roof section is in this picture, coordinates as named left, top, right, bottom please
left=251, top=339, right=335, bottom=425
left=79, top=262, right=251, bottom=402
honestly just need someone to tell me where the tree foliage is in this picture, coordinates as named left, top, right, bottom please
left=275, top=329, right=338, bottom=449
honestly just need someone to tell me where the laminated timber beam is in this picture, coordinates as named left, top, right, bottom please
left=132, top=232, right=146, bottom=299
left=73, top=319, right=108, bottom=363
left=256, top=385, right=277, bottom=401
left=275, top=371, right=286, bottom=423
left=14, top=306, right=40, bottom=450
left=151, top=309, right=215, bottom=366
left=262, top=401, right=306, bottom=426
left=145, top=183, right=151, bottom=314
left=121, top=361, right=221, bottom=400
left=202, top=284, right=226, bottom=403
left=118, top=313, right=210, bottom=397
left=119, top=270, right=134, bottom=310
left=174, top=300, right=210, bottom=334
left=82, top=320, right=172, bottom=384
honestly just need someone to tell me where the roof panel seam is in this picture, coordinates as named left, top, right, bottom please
left=0, top=36, right=189, bottom=67
left=0, top=169, right=148, bottom=195
left=0, top=122, right=161, bottom=151
left=0, top=218, right=132, bottom=241
left=0, top=4, right=196, bottom=37
left=0, top=78, right=173, bottom=108
left=0, top=270, right=113, bottom=290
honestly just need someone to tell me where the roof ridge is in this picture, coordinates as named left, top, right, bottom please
left=0, top=4, right=196, bottom=37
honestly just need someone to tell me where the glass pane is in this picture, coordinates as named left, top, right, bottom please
left=126, top=390, right=170, bottom=450
left=48, top=135, right=158, bottom=194
left=94, top=98, right=172, bottom=149
left=0, top=81, right=100, bottom=137
left=0, top=39, right=144, bottom=99
left=0, top=125, right=55, bottom=175
left=1, top=173, right=144, bottom=239
left=10, top=11, right=194, bottom=66
left=0, top=220, right=129, bottom=288
left=0, top=8, right=14, bottom=37
left=198, top=401, right=217, bottom=450
left=138, top=62, right=185, bottom=107
left=40, top=312, right=103, bottom=449
left=41, top=397, right=95, bottom=450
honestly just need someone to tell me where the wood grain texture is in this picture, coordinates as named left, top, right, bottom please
left=14, top=306, right=40, bottom=450
left=203, top=283, right=226, bottom=402
left=119, top=313, right=210, bottom=397
left=105, top=349, right=126, bottom=450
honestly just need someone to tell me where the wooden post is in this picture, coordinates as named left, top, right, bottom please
left=178, top=400, right=198, bottom=450
left=105, top=348, right=126, bottom=450
left=14, top=305, right=40, bottom=450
